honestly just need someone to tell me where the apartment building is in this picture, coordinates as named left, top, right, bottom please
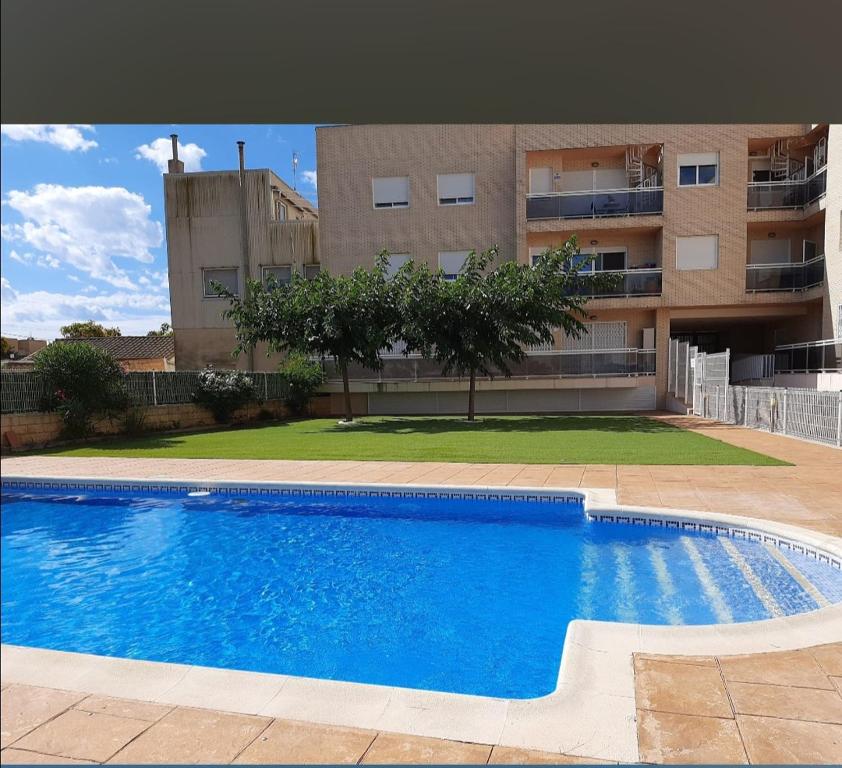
left=314, top=124, right=840, bottom=414
left=165, top=137, right=319, bottom=370
left=163, top=125, right=839, bottom=415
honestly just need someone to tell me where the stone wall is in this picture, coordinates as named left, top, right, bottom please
left=1, top=395, right=332, bottom=452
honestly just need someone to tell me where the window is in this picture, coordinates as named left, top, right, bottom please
left=438, top=250, right=470, bottom=280
left=276, top=200, right=287, bottom=221
left=565, top=321, right=627, bottom=351
left=437, top=173, right=475, bottom=205
left=304, top=264, right=321, bottom=280
left=676, top=235, right=719, bottom=270
left=529, top=167, right=552, bottom=194
left=567, top=248, right=627, bottom=272
left=262, top=265, right=292, bottom=288
left=529, top=247, right=548, bottom=266
left=750, top=239, right=790, bottom=264
left=678, top=152, right=719, bottom=186
left=803, top=240, right=817, bottom=262
left=203, top=267, right=238, bottom=297
left=372, top=176, right=409, bottom=209
left=384, top=253, right=411, bottom=279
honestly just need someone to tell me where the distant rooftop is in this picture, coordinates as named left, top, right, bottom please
left=23, top=336, right=175, bottom=362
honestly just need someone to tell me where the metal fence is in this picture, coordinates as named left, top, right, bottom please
left=1, top=370, right=290, bottom=414
left=321, top=349, right=656, bottom=383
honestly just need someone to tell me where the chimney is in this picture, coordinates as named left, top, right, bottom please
left=237, top=141, right=246, bottom=182
left=167, top=134, right=184, bottom=173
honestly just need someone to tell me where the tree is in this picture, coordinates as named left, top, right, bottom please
left=147, top=322, right=174, bottom=337
left=394, top=236, right=618, bottom=421
left=221, top=255, right=400, bottom=422
left=34, top=342, right=128, bottom=438
left=0, top=337, right=10, bottom=358
left=60, top=320, right=121, bottom=338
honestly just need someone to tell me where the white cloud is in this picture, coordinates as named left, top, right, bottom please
left=1, top=124, right=98, bottom=152
left=9, top=249, right=32, bottom=265
left=135, top=137, right=206, bottom=173
left=301, top=170, right=317, bottom=190
left=1, top=278, right=171, bottom=340
left=3, top=184, right=163, bottom=289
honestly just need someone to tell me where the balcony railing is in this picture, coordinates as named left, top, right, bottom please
left=526, top=187, right=664, bottom=220
left=574, top=268, right=662, bottom=298
left=747, top=166, right=827, bottom=210
left=322, top=349, right=656, bottom=383
left=745, top=255, right=825, bottom=292
left=775, top=338, right=842, bottom=373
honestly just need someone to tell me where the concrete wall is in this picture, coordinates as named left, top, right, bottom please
left=164, top=169, right=319, bottom=372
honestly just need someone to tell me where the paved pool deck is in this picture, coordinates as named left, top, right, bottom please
left=2, top=415, right=841, bottom=763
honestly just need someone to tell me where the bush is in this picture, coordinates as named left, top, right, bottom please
left=279, top=352, right=325, bottom=416
left=34, top=342, right=128, bottom=439
left=192, top=369, right=257, bottom=423
left=122, top=404, right=148, bottom=436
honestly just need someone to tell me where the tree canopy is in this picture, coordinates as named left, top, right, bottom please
left=60, top=320, right=122, bottom=338
left=221, top=254, right=401, bottom=422
left=394, top=236, right=617, bottom=419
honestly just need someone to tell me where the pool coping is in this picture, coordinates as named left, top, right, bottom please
left=2, top=475, right=842, bottom=762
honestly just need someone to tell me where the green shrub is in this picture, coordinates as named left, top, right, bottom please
left=122, top=404, right=148, bottom=436
left=279, top=352, right=325, bottom=416
left=34, top=342, right=128, bottom=439
left=192, top=369, right=257, bottom=423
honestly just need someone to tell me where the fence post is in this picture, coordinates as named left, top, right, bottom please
left=264, top=372, right=269, bottom=402
left=151, top=371, right=158, bottom=406
left=837, top=390, right=842, bottom=447
left=715, top=385, right=720, bottom=421
left=744, top=386, right=749, bottom=426
left=781, top=388, right=788, bottom=434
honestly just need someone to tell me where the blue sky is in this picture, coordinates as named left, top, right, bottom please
left=1, top=124, right=318, bottom=340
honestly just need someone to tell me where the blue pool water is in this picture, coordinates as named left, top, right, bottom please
left=2, top=486, right=841, bottom=699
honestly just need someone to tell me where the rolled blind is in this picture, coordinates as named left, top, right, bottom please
left=372, top=177, right=409, bottom=206
left=676, top=235, right=718, bottom=270
left=438, top=250, right=470, bottom=276
left=438, top=173, right=474, bottom=200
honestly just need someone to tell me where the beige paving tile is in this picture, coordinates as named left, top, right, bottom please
left=634, top=658, right=732, bottom=718
left=832, top=677, right=842, bottom=696
left=488, top=745, right=613, bottom=763
left=811, top=643, right=842, bottom=677
left=107, top=706, right=270, bottom=764
left=360, top=732, right=492, bottom=764
left=728, top=681, right=842, bottom=724
left=636, top=710, right=747, bottom=764
left=74, top=695, right=172, bottom=723
left=0, top=748, right=96, bottom=764
left=12, top=709, right=150, bottom=763
left=736, top=714, right=842, bottom=764
left=633, top=653, right=717, bottom=668
left=233, top=719, right=375, bottom=764
left=1, top=685, right=86, bottom=749
left=719, top=649, right=835, bottom=690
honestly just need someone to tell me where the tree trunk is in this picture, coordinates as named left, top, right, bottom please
left=467, top=368, right=476, bottom=421
left=340, top=359, right=354, bottom=422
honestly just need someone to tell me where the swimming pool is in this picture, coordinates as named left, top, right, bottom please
left=2, top=481, right=841, bottom=699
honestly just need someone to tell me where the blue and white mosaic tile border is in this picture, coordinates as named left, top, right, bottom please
left=585, top=509, right=841, bottom=571
left=0, top=476, right=584, bottom=505
left=2, top=476, right=839, bottom=571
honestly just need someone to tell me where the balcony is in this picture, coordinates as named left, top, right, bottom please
left=775, top=339, right=842, bottom=373
left=526, top=187, right=664, bottom=221
left=322, top=349, right=656, bottom=383
left=574, top=268, right=662, bottom=298
left=747, top=167, right=827, bottom=210
left=745, top=255, right=824, bottom=292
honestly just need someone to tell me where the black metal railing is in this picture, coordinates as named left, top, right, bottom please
left=747, top=167, right=827, bottom=210
left=745, top=255, right=825, bottom=292
left=526, top=188, right=664, bottom=220
left=775, top=339, right=842, bottom=373
left=322, top=349, right=656, bottom=383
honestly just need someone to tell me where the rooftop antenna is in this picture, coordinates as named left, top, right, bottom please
left=292, top=151, right=300, bottom=190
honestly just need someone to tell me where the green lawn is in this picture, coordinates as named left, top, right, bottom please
left=32, top=415, right=786, bottom=466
